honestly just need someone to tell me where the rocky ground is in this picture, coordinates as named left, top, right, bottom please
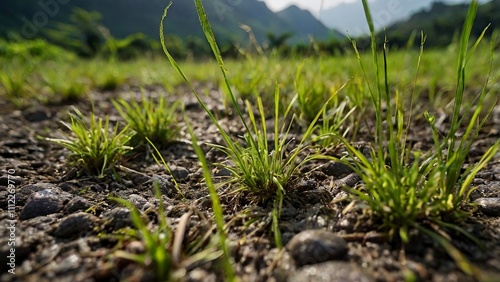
left=0, top=85, right=499, bottom=282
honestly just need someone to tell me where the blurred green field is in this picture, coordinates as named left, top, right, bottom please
left=1, top=37, right=498, bottom=114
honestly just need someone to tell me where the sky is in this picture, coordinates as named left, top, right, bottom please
left=262, top=0, right=355, bottom=15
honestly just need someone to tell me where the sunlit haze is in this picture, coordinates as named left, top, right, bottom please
left=262, top=0, right=355, bottom=15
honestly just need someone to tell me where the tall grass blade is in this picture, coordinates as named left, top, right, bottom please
left=186, top=117, right=235, bottom=281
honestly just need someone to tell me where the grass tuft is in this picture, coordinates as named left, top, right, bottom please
left=113, top=92, right=181, bottom=147
left=47, top=107, right=135, bottom=177
left=334, top=0, right=499, bottom=278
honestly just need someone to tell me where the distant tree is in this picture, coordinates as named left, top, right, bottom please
left=186, top=35, right=210, bottom=58
left=46, top=8, right=109, bottom=57
left=266, top=32, right=293, bottom=52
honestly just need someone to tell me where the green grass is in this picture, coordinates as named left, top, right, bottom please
left=0, top=60, right=34, bottom=108
left=41, top=68, right=88, bottom=104
left=111, top=183, right=174, bottom=280
left=160, top=0, right=336, bottom=249
left=186, top=117, right=235, bottom=281
left=111, top=182, right=226, bottom=280
left=113, top=92, right=181, bottom=147
left=332, top=0, right=499, bottom=278
left=1, top=3, right=499, bottom=280
left=314, top=98, right=356, bottom=148
left=46, top=107, right=135, bottom=177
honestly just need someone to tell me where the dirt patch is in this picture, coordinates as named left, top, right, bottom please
left=1, top=87, right=499, bottom=282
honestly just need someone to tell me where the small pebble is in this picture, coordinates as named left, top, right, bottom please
left=54, top=212, right=98, bottom=238
left=102, top=207, right=133, bottom=230
left=289, top=261, right=374, bottom=282
left=286, top=230, right=348, bottom=267
left=322, top=162, right=353, bottom=177
left=170, top=165, right=190, bottom=181
left=149, top=175, right=176, bottom=197
left=63, top=196, right=93, bottom=213
left=20, top=188, right=71, bottom=220
left=126, top=241, right=145, bottom=254
left=474, top=198, right=500, bottom=216
left=47, top=253, right=81, bottom=274
left=23, top=109, right=52, bottom=122
left=128, top=194, right=152, bottom=210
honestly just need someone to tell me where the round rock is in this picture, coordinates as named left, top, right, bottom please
left=474, top=198, right=500, bottom=216
left=128, top=194, right=152, bottom=211
left=54, top=212, right=98, bottom=238
left=63, top=196, right=94, bottom=213
left=19, top=188, right=71, bottom=220
left=170, top=165, right=190, bottom=181
left=149, top=175, right=176, bottom=197
left=289, top=261, right=374, bottom=282
left=102, top=207, right=133, bottom=230
left=322, top=162, right=353, bottom=177
left=286, top=230, right=348, bottom=267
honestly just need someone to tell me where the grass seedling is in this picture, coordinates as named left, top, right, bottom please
left=294, top=61, right=333, bottom=123
left=112, top=182, right=230, bottom=280
left=160, top=0, right=331, bottom=247
left=186, top=118, right=235, bottom=281
left=112, top=182, right=174, bottom=280
left=47, top=107, right=135, bottom=177
left=42, top=70, right=88, bottom=104
left=92, top=63, right=126, bottom=91
left=113, top=92, right=181, bottom=147
left=335, top=0, right=499, bottom=278
left=314, top=99, right=356, bottom=148
left=0, top=63, right=33, bottom=108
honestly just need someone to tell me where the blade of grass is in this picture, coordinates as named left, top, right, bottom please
left=185, top=116, right=235, bottom=282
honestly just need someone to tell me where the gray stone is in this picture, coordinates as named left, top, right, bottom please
left=63, top=196, right=93, bottom=213
left=292, top=179, right=317, bottom=192
left=185, top=269, right=217, bottom=282
left=19, top=188, right=71, bottom=220
left=54, top=212, right=98, bottom=238
left=19, top=183, right=60, bottom=205
left=102, top=207, right=133, bottom=230
left=149, top=175, right=176, bottom=197
left=170, top=165, right=190, bottom=181
left=128, top=194, right=152, bottom=210
left=286, top=230, right=348, bottom=267
left=474, top=198, right=500, bottom=216
left=290, top=261, right=374, bottom=282
left=23, top=109, right=52, bottom=122
left=322, top=162, right=354, bottom=177
left=47, top=253, right=81, bottom=274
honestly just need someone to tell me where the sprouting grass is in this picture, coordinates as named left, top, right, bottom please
left=41, top=69, right=88, bottom=104
left=0, top=61, right=34, bottom=108
left=294, top=61, right=334, bottom=123
left=333, top=0, right=499, bottom=277
left=90, top=62, right=127, bottom=91
left=113, top=92, right=181, bottom=147
left=186, top=117, right=235, bottom=281
left=160, top=0, right=335, bottom=248
left=111, top=183, right=174, bottom=280
left=314, top=98, right=356, bottom=148
left=46, top=107, right=135, bottom=177
left=111, top=182, right=225, bottom=280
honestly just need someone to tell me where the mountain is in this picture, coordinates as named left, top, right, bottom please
left=0, top=0, right=343, bottom=44
left=319, top=0, right=491, bottom=36
left=276, top=5, right=344, bottom=42
left=381, top=0, right=500, bottom=47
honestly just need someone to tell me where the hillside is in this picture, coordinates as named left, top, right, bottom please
left=0, top=0, right=343, bottom=44
left=319, top=0, right=490, bottom=36
left=382, top=0, right=500, bottom=47
left=276, top=5, right=344, bottom=42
